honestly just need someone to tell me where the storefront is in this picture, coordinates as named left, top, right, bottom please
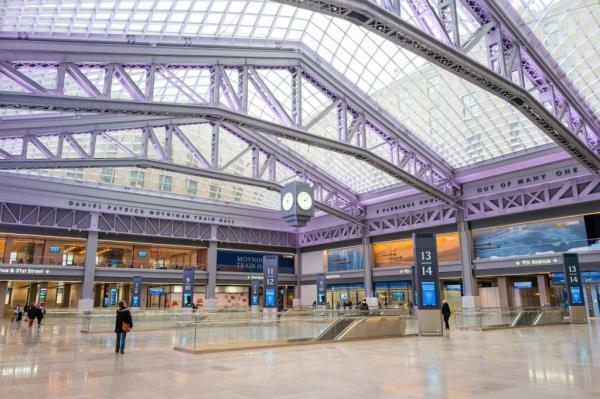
left=146, top=285, right=206, bottom=308
left=373, top=281, right=412, bottom=308
left=550, top=271, right=600, bottom=316
left=325, top=283, right=365, bottom=308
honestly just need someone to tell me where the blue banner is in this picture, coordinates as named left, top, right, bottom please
left=251, top=279, right=260, bottom=306
left=317, top=273, right=326, bottom=306
left=182, top=268, right=195, bottom=307
left=109, top=287, right=117, bottom=305
left=263, top=255, right=279, bottom=308
left=216, top=251, right=294, bottom=273
left=131, top=276, right=142, bottom=308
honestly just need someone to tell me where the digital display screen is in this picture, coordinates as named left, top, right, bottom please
left=48, top=246, right=61, bottom=253
left=132, top=296, right=140, bottom=307
left=148, top=288, right=164, bottom=295
left=570, top=287, right=583, bottom=304
left=265, top=288, right=276, bottom=307
left=391, top=292, right=404, bottom=302
left=513, top=281, right=533, bottom=289
left=138, top=251, right=147, bottom=257
left=420, top=281, right=437, bottom=307
left=109, top=288, right=117, bottom=305
left=251, top=295, right=258, bottom=306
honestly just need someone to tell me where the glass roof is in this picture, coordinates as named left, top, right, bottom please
left=510, top=0, right=600, bottom=118
left=0, top=0, right=593, bottom=207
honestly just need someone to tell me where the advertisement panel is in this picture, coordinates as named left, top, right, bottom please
left=182, top=268, right=195, bottom=307
left=131, top=276, right=142, bottom=308
left=473, top=217, right=587, bottom=259
left=216, top=251, right=294, bottom=273
left=326, top=246, right=364, bottom=272
left=373, top=233, right=460, bottom=268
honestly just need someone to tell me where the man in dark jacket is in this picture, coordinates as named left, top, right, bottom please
left=441, top=300, right=451, bottom=330
left=26, top=304, right=37, bottom=327
left=115, top=301, right=133, bottom=354
left=35, top=304, right=44, bottom=326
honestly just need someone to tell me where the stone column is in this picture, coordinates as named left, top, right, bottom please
left=27, top=284, right=38, bottom=305
left=537, top=274, right=549, bottom=306
left=0, top=281, right=8, bottom=318
left=61, top=284, right=71, bottom=308
left=3, top=236, right=13, bottom=263
left=293, top=247, right=302, bottom=307
left=205, top=225, right=218, bottom=308
left=79, top=216, right=99, bottom=310
left=362, top=234, right=373, bottom=298
left=457, top=209, right=479, bottom=309
left=497, top=277, right=510, bottom=308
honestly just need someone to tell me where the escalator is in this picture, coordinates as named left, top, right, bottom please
left=314, top=318, right=356, bottom=341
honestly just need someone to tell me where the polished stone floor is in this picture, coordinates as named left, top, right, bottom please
left=0, top=319, right=599, bottom=398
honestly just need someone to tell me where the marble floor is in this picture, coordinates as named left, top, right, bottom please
left=0, top=319, right=599, bottom=399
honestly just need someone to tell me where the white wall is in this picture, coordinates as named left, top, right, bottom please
left=300, top=284, right=317, bottom=307
left=301, top=250, right=325, bottom=274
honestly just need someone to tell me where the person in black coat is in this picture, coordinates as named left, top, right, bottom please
left=114, top=301, right=133, bottom=354
left=26, top=304, right=37, bottom=328
left=441, top=300, right=451, bottom=330
left=35, top=305, right=45, bottom=326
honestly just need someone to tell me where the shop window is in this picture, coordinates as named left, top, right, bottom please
left=130, top=170, right=145, bottom=188
left=158, top=174, right=172, bottom=192
left=185, top=179, right=198, bottom=196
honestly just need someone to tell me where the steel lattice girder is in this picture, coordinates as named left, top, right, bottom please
left=271, top=0, right=600, bottom=174
left=0, top=114, right=362, bottom=218
left=0, top=92, right=458, bottom=206
left=0, top=156, right=363, bottom=226
left=0, top=39, right=457, bottom=196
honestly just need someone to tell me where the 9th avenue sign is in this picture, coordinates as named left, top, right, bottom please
left=0, top=267, right=51, bottom=275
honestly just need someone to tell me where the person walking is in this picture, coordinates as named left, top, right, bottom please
left=11, top=305, right=20, bottom=322
left=441, top=300, right=451, bottom=330
left=15, top=306, right=23, bottom=328
left=36, top=304, right=45, bottom=326
left=114, top=301, right=133, bottom=354
left=26, top=304, right=37, bottom=328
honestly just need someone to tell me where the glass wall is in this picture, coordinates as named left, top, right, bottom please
left=374, top=281, right=412, bottom=308
left=326, top=246, right=364, bottom=272
left=0, top=233, right=206, bottom=270
left=373, top=232, right=460, bottom=268
left=473, top=216, right=588, bottom=260
left=326, top=283, right=365, bottom=308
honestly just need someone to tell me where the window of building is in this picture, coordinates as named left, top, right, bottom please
left=397, top=90, right=410, bottom=110
left=65, top=168, right=84, bottom=180
left=130, top=170, right=145, bottom=188
left=100, top=167, right=115, bottom=184
left=132, top=136, right=143, bottom=153
left=185, top=179, right=198, bottom=196
left=209, top=183, right=221, bottom=199
left=158, top=175, right=172, bottom=192
left=232, top=186, right=243, bottom=202
left=509, top=122, right=524, bottom=151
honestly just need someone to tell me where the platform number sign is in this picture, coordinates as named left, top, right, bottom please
left=182, top=268, right=195, bottom=308
left=413, top=233, right=440, bottom=310
left=131, top=276, right=142, bottom=308
left=317, top=273, right=326, bottom=306
left=263, top=255, right=279, bottom=308
left=563, top=253, right=584, bottom=306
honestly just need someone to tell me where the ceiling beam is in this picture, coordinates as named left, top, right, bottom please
left=0, top=92, right=458, bottom=207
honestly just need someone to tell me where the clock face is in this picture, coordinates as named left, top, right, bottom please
left=281, top=192, right=294, bottom=211
left=297, top=191, right=313, bottom=210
